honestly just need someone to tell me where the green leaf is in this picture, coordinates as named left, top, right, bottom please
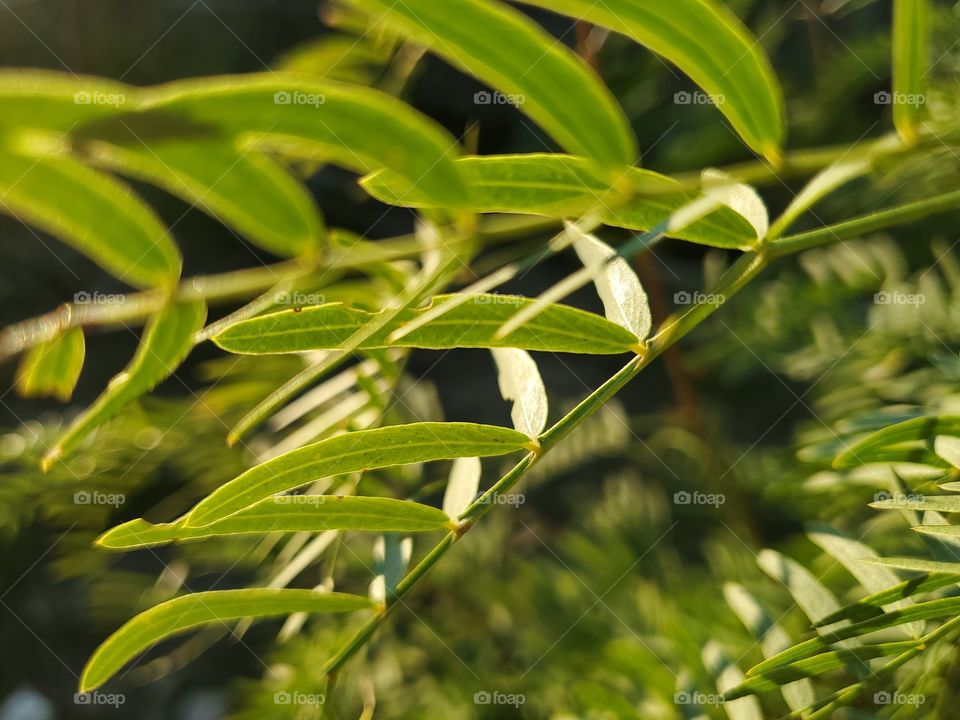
left=701, top=169, right=768, bottom=240
left=351, top=0, right=636, bottom=166
left=15, top=328, right=85, bottom=401
left=757, top=549, right=842, bottom=626
left=0, top=145, right=181, bottom=288
left=892, top=0, right=929, bottom=144
left=516, top=0, right=785, bottom=160
left=491, top=348, right=548, bottom=437
left=43, top=300, right=206, bottom=468
left=360, top=155, right=758, bottom=248
left=872, top=495, right=960, bottom=513
left=187, top=422, right=532, bottom=526
left=139, top=74, right=469, bottom=207
left=723, top=583, right=815, bottom=711
left=814, top=573, right=960, bottom=626
left=0, top=70, right=133, bottom=131
left=808, top=523, right=923, bottom=638
left=78, top=134, right=324, bottom=258
left=749, top=596, right=960, bottom=676
left=213, top=294, right=641, bottom=356
left=97, top=496, right=452, bottom=549
left=834, top=416, right=960, bottom=468
left=79, top=589, right=373, bottom=692
left=370, top=534, right=412, bottom=602
left=702, top=641, right=763, bottom=720
left=568, top=224, right=651, bottom=340
left=728, top=641, right=919, bottom=699
left=863, top=556, right=960, bottom=574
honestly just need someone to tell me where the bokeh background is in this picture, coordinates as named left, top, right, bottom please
left=2, top=0, right=960, bottom=718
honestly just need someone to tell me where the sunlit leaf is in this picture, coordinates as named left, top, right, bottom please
left=213, top=294, right=642, bottom=356
left=516, top=0, right=785, bottom=160
left=568, top=223, right=651, bottom=340
left=701, top=169, right=768, bottom=240
left=369, top=534, right=412, bottom=603
left=79, top=589, right=373, bottom=692
left=0, top=145, right=181, bottom=288
left=815, top=572, right=960, bottom=626
left=97, top=496, right=452, bottom=549
left=43, top=300, right=206, bottom=468
left=15, top=328, right=85, bottom=402
left=360, top=155, right=758, bottom=248
left=491, top=348, right=548, bottom=438
left=442, top=457, right=482, bottom=520
left=351, top=0, right=636, bottom=166
left=187, top=422, right=532, bottom=526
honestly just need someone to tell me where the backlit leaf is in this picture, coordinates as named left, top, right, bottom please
left=892, top=0, right=929, bottom=144
left=15, top=328, right=85, bottom=402
left=491, top=348, right=548, bottom=438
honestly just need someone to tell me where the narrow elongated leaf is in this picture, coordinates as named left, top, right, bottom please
left=213, top=294, right=641, bottom=356
left=872, top=495, right=960, bottom=512
left=15, top=328, right=85, bottom=401
left=351, top=0, right=635, bottom=166
left=0, top=146, right=181, bottom=288
left=139, top=75, right=468, bottom=207
left=97, top=496, right=452, bottom=549
left=757, top=550, right=842, bottom=626
left=442, top=457, right=481, bottom=520
left=808, top=524, right=923, bottom=637
left=360, top=154, right=758, bottom=248
left=78, top=135, right=324, bottom=258
left=517, top=0, right=785, bottom=160
left=491, top=348, right=548, bottom=438
left=723, top=583, right=815, bottom=711
left=0, top=70, right=133, bottom=130
left=934, top=435, right=960, bottom=468
left=892, top=0, right=928, bottom=144
left=749, top=596, right=960, bottom=676
left=815, top=572, right=960, bottom=626
left=187, top=422, right=532, bottom=526
left=701, top=169, right=768, bottom=240
left=864, top=556, right=960, bottom=573
left=43, top=300, right=206, bottom=468
left=79, top=589, right=372, bottom=692
left=834, top=416, right=960, bottom=468
left=729, top=641, right=919, bottom=699
left=702, top=641, right=763, bottom=720
left=768, top=158, right=872, bottom=238
left=915, top=524, right=960, bottom=538
left=568, top=224, right=651, bottom=340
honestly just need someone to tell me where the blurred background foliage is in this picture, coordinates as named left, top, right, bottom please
left=2, top=0, right=960, bottom=718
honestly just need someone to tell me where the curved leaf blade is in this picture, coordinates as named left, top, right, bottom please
left=361, top=154, right=758, bottom=248
left=517, top=0, right=785, bottom=159
left=139, top=75, right=468, bottom=207
left=892, top=0, right=929, bottom=144
left=491, top=348, right=548, bottom=437
left=187, top=422, right=532, bottom=526
left=43, top=300, right=206, bottom=468
left=351, top=0, right=636, bottom=166
left=834, top=416, right=960, bottom=469
left=79, top=135, right=325, bottom=258
left=15, top=328, right=85, bottom=402
left=97, top=496, right=452, bottom=549
left=0, top=146, right=181, bottom=288
left=212, top=294, right=641, bottom=356
left=79, top=589, right=372, bottom=692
